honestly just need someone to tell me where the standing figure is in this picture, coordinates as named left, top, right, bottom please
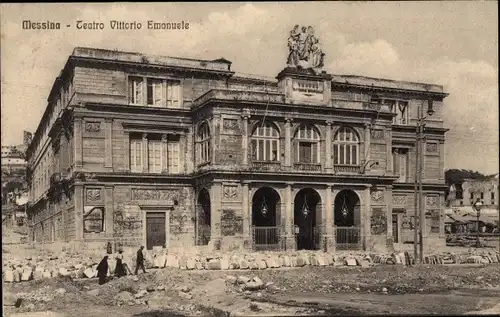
left=114, top=249, right=126, bottom=278
left=306, top=26, right=325, bottom=69
left=297, top=26, right=309, bottom=62
left=134, top=245, right=147, bottom=275
left=96, top=255, right=109, bottom=285
left=286, top=25, right=300, bottom=66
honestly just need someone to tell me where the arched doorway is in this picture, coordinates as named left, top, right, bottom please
left=252, top=187, right=281, bottom=250
left=294, top=188, right=322, bottom=250
left=334, top=189, right=361, bottom=250
left=196, top=188, right=211, bottom=245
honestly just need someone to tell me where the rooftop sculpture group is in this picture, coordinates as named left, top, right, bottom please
left=287, top=25, right=325, bottom=72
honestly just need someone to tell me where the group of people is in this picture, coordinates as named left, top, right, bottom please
left=96, top=245, right=148, bottom=285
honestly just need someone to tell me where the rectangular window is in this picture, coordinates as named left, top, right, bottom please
left=168, top=141, right=180, bottom=174
left=491, top=192, right=495, bottom=202
left=393, top=149, right=408, bottom=182
left=480, top=192, right=484, bottom=200
left=129, top=77, right=181, bottom=107
left=299, top=142, right=312, bottom=163
left=148, top=139, right=162, bottom=173
left=470, top=192, right=474, bottom=200
left=396, top=101, right=409, bottom=125
left=392, top=214, right=399, bottom=243
left=130, top=138, right=143, bottom=173
left=129, top=77, right=144, bottom=105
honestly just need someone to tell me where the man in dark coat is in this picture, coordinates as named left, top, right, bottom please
left=96, top=255, right=109, bottom=285
left=134, top=245, right=146, bottom=275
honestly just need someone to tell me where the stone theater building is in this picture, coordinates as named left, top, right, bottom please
left=26, top=27, right=449, bottom=253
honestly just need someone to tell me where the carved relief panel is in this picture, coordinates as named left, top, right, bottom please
left=371, top=189, right=385, bottom=205
left=85, top=188, right=103, bottom=204
left=222, top=118, right=241, bottom=134
left=371, top=208, right=387, bottom=235
left=131, top=188, right=181, bottom=204
left=223, top=184, right=240, bottom=201
left=393, top=195, right=407, bottom=207
left=426, top=195, right=439, bottom=209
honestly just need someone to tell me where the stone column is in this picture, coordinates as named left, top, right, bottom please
left=385, top=186, right=394, bottom=251
left=324, top=184, right=335, bottom=252
left=241, top=112, right=250, bottom=166
left=325, top=120, right=333, bottom=173
left=74, top=185, right=84, bottom=242
left=142, top=133, right=148, bottom=173
left=242, top=182, right=251, bottom=249
left=105, top=186, right=114, bottom=236
left=363, top=186, right=372, bottom=251
left=284, top=183, right=296, bottom=250
left=364, top=123, right=371, bottom=170
left=74, top=118, right=83, bottom=168
left=104, top=119, right=113, bottom=169
left=284, top=118, right=293, bottom=167
left=210, top=181, right=222, bottom=250
left=161, top=134, right=168, bottom=173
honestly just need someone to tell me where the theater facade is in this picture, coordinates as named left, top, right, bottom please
left=26, top=29, right=449, bottom=253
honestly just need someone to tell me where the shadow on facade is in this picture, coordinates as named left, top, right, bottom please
left=334, top=189, right=361, bottom=249
left=196, top=188, right=211, bottom=246
left=294, top=188, right=321, bottom=250
left=252, top=187, right=281, bottom=250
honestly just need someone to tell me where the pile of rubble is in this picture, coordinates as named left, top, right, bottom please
left=3, top=250, right=499, bottom=284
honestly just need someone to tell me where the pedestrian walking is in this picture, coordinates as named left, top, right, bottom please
left=114, top=249, right=126, bottom=278
left=134, top=245, right=147, bottom=275
left=96, top=255, right=109, bottom=285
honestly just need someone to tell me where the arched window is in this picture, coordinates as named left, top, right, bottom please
left=295, top=125, right=320, bottom=164
left=251, top=122, right=280, bottom=162
left=197, top=122, right=211, bottom=164
left=333, top=127, right=359, bottom=166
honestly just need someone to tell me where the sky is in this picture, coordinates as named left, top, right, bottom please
left=0, top=2, right=498, bottom=174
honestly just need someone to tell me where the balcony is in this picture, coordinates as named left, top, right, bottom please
left=192, top=88, right=285, bottom=108
left=334, top=165, right=360, bottom=174
left=293, top=163, right=322, bottom=172
left=250, top=161, right=282, bottom=172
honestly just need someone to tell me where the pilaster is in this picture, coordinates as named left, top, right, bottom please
left=363, top=186, right=372, bottom=250
left=210, top=181, right=222, bottom=249
left=142, top=133, right=148, bottom=173
left=161, top=134, right=168, bottom=173
left=241, top=112, right=250, bottom=166
left=385, top=186, right=394, bottom=250
left=74, top=118, right=83, bottom=168
left=284, top=118, right=293, bottom=167
left=212, top=114, right=221, bottom=165
left=104, top=119, right=113, bottom=168
left=74, top=185, right=84, bottom=241
left=325, top=120, right=333, bottom=172
left=105, top=186, right=114, bottom=236
left=364, top=123, right=371, bottom=170
left=284, top=183, right=296, bottom=250
left=242, top=182, right=251, bottom=249
left=324, top=184, right=335, bottom=252
left=386, top=127, right=393, bottom=173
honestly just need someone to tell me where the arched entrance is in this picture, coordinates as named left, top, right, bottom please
left=334, top=189, right=361, bottom=250
left=294, top=188, right=322, bottom=250
left=196, top=188, right=211, bottom=245
left=252, top=187, right=281, bottom=250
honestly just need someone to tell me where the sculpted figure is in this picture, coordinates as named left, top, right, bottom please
left=306, top=26, right=325, bottom=69
left=286, top=25, right=300, bottom=66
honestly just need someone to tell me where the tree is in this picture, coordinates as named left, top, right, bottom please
left=445, top=169, right=488, bottom=186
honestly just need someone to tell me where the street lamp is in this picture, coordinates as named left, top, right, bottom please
left=473, top=199, right=483, bottom=248
left=415, top=98, right=435, bottom=264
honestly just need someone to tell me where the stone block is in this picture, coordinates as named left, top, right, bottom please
left=21, top=270, right=32, bottom=281
left=186, top=259, right=196, bottom=270
left=83, top=268, right=95, bottom=278
left=166, top=255, right=180, bottom=268
left=345, top=258, right=357, bottom=266
left=360, top=260, right=371, bottom=268
left=207, top=259, right=221, bottom=270
left=278, top=256, right=285, bottom=267
left=237, top=275, right=251, bottom=284
left=58, top=268, right=70, bottom=277
left=317, top=256, right=328, bottom=266
left=239, top=259, right=249, bottom=269
left=309, top=256, right=319, bottom=266
left=154, top=255, right=166, bottom=268
left=4, top=270, right=14, bottom=282
left=249, top=261, right=259, bottom=270
left=283, top=256, right=291, bottom=267
left=258, top=260, right=267, bottom=270
left=195, top=262, right=204, bottom=270
left=296, top=257, right=306, bottom=267
left=42, top=271, right=52, bottom=279
left=229, top=261, right=240, bottom=269
left=220, top=258, right=230, bottom=270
